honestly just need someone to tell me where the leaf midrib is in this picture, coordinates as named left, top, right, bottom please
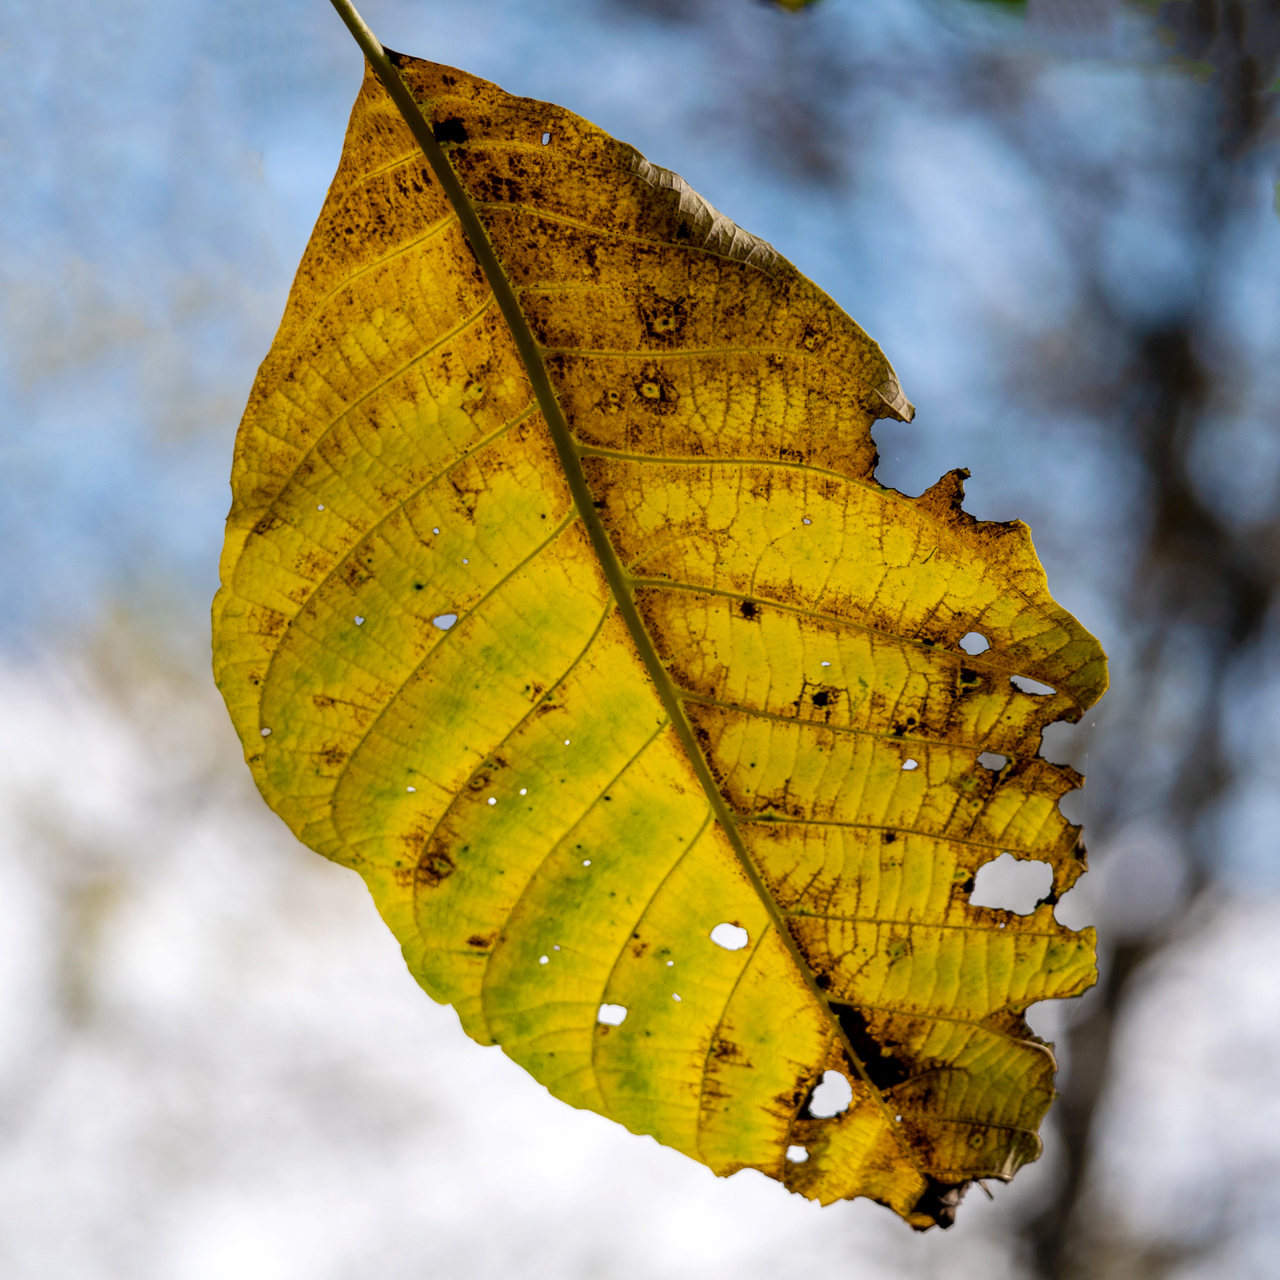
left=330, top=5, right=926, bottom=1183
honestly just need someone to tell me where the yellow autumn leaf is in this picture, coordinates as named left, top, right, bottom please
left=212, top=13, right=1106, bottom=1229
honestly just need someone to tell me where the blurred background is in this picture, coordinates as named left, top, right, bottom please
left=1, top=0, right=1279, bottom=1275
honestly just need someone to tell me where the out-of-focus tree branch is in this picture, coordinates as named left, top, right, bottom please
left=1015, top=4, right=1280, bottom=1276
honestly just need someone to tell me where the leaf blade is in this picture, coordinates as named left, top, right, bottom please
left=213, top=47, right=1105, bottom=1229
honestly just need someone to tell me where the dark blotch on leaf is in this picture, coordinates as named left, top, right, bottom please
left=829, top=1003, right=911, bottom=1091
left=911, top=1178, right=969, bottom=1231
left=417, top=847, right=456, bottom=888
left=433, top=116, right=469, bottom=144
left=740, top=600, right=759, bottom=619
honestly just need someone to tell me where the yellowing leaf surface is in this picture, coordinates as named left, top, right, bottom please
left=212, top=45, right=1106, bottom=1229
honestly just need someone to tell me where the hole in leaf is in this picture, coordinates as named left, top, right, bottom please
left=710, top=922, right=749, bottom=950
left=433, top=614, right=458, bottom=630
left=354, top=616, right=365, bottom=625
left=1052, top=877, right=1093, bottom=931
left=564, top=739, right=571, bottom=746
left=317, top=503, right=325, bottom=511
left=406, top=785, right=415, bottom=793
left=432, top=526, right=440, bottom=534
left=977, top=752, right=1007, bottom=771
left=1038, top=720, right=1078, bottom=765
left=785, top=1145, right=809, bottom=1164
left=1011, top=674, right=1056, bottom=696
left=462, top=558, right=470, bottom=565
left=672, top=993, right=681, bottom=1002
left=969, top=853, right=1054, bottom=915
left=666, top=960, right=674, bottom=966
left=808, top=1070, right=853, bottom=1118
left=960, top=631, right=989, bottom=655
left=260, top=727, right=271, bottom=737
left=538, top=955, right=549, bottom=965
left=487, top=797, right=496, bottom=806
left=519, top=788, right=528, bottom=796
left=582, top=859, right=591, bottom=866
left=597, top=1003, right=627, bottom=1025
left=802, top=517, right=812, bottom=525
left=901, top=759, right=918, bottom=771
left=541, top=131, right=551, bottom=144
left=1059, top=788, right=1085, bottom=824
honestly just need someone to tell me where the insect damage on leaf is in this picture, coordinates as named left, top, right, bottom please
left=212, top=42, right=1106, bottom=1230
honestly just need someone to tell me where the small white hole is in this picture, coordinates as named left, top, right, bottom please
left=895, top=1114, right=903, bottom=1122
left=553, top=945, right=560, bottom=951
left=802, top=517, right=812, bottom=525
left=354, top=616, right=365, bottom=625
left=317, top=503, right=325, bottom=511
left=710, top=922, right=749, bottom=951
left=808, top=1070, right=853, bottom=1118
left=978, top=752, right=1008, bottom=771
left=432, top=527, right=440, bottom=534
left=960, top=631, right=989, bottom=655
left=582, top=859, right=591, bottom=866
left=433, top=614, right=458, bottom=630
left=999, top=922, right=1006, bottom=928
left=786, top=1145, right=809, bottom=1164
left=538, top=955, right=549, bottom=965
left=821, top=661, right=831, bottom=667
left=260, top=727, right=272, bottom=737
left=462, top=558, right=469, bottom=565
left=672, top=993, right=681, bottom=1002
left=901, top=759, right=918, bottom=771
left=487, top=797, right=496, bottom=806
left=666, top=960, right=674, bottom=966
left=1011, top=674, right=1056, bottom=696
left=406, top=785, right=416, bottom=793
left=564, top=740, right=571, bottom=746
left=519, top=788, right=528, bottom=796
left=541, top=131, right=551, bottom=145
left=597, top=1003, right=627, bottom=1025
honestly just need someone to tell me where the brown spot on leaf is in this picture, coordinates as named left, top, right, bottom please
left=417, top=840, right=456, bottom=889
left=640, top=294, right=688, bottom=346
left=632, top=368, right=677, bottom=412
